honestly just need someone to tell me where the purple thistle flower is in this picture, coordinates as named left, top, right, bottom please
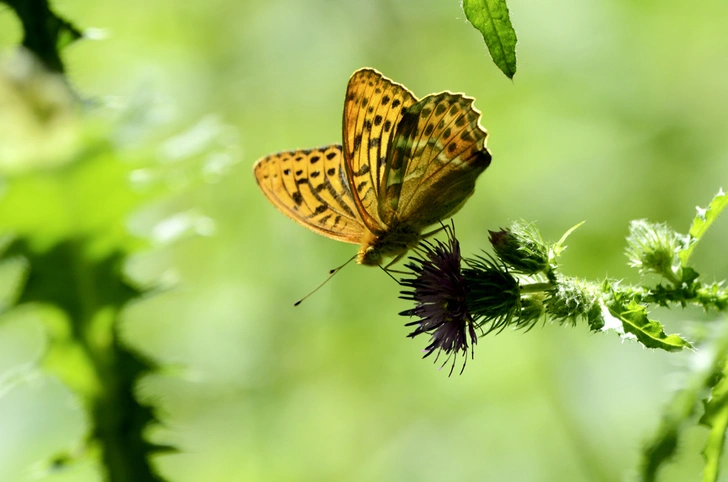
left=399, top=224, right=479, bottom=375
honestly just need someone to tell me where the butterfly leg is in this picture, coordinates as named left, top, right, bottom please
left=383, top=253, right=409, bottom=271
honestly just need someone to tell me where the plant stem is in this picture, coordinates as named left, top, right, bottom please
left=520, top=282, right=553, bottom=294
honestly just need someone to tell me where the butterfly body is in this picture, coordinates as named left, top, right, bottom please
left=253, top=68, right=491, bottom=267
left=356, top=220, right=421, bottom=266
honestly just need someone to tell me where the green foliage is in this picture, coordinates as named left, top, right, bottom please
left=462, top=0, right=518, bottom=78
left=0, top=48, right=234, bottom=480
left=401, top=191, right=727, bottom=479
left=700, top=353, right=728, bottom=482
left=451, top=215, right=717, bottom=352
left=0, top=53, right=165, bottom=480
left=0, top=0, right=82, bottom=72
left=606, top=297, right=691, bottom=351
left=680, top=189, right=728, bottom=266
left=639, top=327, right=728, bottom=482
left=471, top=200, right=727, bottom=349
left=5, top=240, right=170, bottom=482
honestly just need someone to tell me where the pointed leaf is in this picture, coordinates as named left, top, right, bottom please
left=552, top=221, right=585, bottom=258
left=700, top=358, right=728, bottom=482
left=463, top=0, right=518, bottom=79
left=680, top=189, right=728, bottom=265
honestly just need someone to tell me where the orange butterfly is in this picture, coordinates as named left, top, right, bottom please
left=253, top=68, right=491, bottom=266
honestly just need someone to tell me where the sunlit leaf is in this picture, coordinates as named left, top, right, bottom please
left=640, top=327, right=728, bottom=481
left=462, top=0, right=518, bottom=78
left=551, top=221, right=585, bottom=258
left=680, top=189, right=728, bottom=265
left=700, top=358, right=728, bottom=482
left=610, top=300, right=691, bottom=351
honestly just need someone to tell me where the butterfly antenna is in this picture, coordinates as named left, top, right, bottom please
left=294, top=255, right=357, bottom=306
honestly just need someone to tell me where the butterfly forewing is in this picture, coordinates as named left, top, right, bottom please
left=343, top=68, right=417, bottom=232
left=380, top=92, right=491, bottom=228
left=253, top=145, right=366, bottom=243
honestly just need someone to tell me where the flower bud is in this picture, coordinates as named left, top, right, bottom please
left=489, top=222, right=550, bottom=275
left=625, top=220, right=686, bottom=279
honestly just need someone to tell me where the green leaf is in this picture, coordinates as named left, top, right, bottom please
left=680, top=189, right=728, bottom=265
left=639, top=328, right=728, bottom=481
left=552, top=220, right=585, bottom=258
left=700, top=358, right=728, bottom=482
left=462, top=0, right=518, bottom=79
left=610, top=300, right=692, bottom=351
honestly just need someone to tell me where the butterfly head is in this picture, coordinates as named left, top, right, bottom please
left=358, top=245, right=383, bottom=266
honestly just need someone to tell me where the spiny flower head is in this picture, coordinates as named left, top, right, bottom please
left=625, top=219, right=686, bottom=278
left=489, top=222, right=550, bottom=275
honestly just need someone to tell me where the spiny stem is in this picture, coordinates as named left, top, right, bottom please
left=664, top=269, right=682, bottom=287
left=520, top=282, right=554, bottom=294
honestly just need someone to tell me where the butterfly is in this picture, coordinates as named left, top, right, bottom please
left=253, top=68, right=491, bottom=267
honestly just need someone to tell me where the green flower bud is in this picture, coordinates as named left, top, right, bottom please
left=625, top=220, right=686, bottom=281
left=489, top=222, right=550, bottom=275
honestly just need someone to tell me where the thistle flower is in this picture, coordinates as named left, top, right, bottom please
left=399, top=224, right=479, bottom=375
left=398, top=221, right=607, bottom=373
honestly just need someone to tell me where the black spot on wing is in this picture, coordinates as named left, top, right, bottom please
left=353, top=164, right=371, bottom=176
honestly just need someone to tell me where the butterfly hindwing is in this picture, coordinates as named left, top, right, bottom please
left=342, top=68, right=418, bottom=232
left=380, top=92, right=491, bottom=228
left=253, top=145, right=366, bottom=244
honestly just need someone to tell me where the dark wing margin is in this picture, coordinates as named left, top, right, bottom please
left=381, top=92, right=491, bottom=228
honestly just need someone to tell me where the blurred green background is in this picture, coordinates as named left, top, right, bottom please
left=1, top=0, right=728, bottom=481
